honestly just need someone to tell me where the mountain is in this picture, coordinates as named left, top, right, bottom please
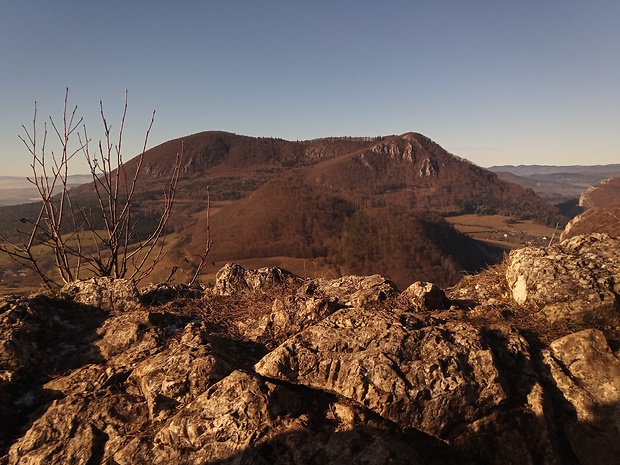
left=488, top=164, right=620, bottom=177
left=131, top=132, right=562, bottom=220
left=135, top=132, right=563, bottom=287
left=0, top=132, right=564, bottom=291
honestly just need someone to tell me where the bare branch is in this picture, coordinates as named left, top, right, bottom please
left=1, top=90, right=188, bottom=292
left=188, top=187, right=213, bottom=286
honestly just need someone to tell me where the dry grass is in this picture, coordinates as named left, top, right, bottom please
left=158, top=283, right=299, bottom=341
left=447, top=257, right=620, bottom=347
left=447, top=260, right=511, bottom=304
left=0, top=231, right=186, bottom=295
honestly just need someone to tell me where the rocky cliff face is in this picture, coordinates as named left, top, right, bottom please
left=1, top=234, right=619, bottom=465
left=562, top=177, right=620, bottom=239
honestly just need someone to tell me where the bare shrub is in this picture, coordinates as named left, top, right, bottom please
left=0, top=89, right=202, bottom=289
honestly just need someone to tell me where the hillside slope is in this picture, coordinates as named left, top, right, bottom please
left=149, top=132, right=560, bottom=288
left=188, top=173, right=505, bottom=287
left=0, top=132, right=562, bottom=291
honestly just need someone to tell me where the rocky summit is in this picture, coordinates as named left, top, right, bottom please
left=1, top=233, right=619, bottom=465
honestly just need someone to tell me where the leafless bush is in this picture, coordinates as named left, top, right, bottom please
left=0, top=89, right=199, bottom=289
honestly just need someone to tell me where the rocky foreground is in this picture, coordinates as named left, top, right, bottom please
left=1, top=233, right=619, bottom=465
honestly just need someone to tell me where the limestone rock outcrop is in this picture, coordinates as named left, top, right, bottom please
left=2, top=234, right=620, bottom=464
left=401, top=281, right=450, bottom=310
left=561, top=177, right=620, bottom=239
left=255, top=307, right=511, bottom=438
left=239, top=273, right=399, bottom=344
left=505, top=233, right=620, bottom=326
left=211, top=263, right=302, bottom=296
left=60, top=277, right=140, bottom=311
left=542, top=329, right=620, bottom=465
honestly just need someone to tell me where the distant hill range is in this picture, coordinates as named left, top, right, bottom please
left=0, top=132, right=570, bottom=290
left=488, top=164, right=620, bottom=205
left=0, top=175, right=94, bottom=206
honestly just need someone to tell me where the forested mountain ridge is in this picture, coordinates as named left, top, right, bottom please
left=122, top=131, right=560, bottom=219
left=0, top=131, right=564, bottom=290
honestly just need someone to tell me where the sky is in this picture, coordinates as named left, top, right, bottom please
left=1, top=0, right=619, bottom=176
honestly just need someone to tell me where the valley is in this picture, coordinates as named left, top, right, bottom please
left=445, top=214, right=560, bottom=249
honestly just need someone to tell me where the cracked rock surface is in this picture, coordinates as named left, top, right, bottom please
left=2, top=234, right=620, bottom=464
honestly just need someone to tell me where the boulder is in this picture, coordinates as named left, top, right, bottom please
left=0, top=294, right=109, bottom=454
left=140, top=282, right=203, bottom=305
left=7, top=391, right=149, bottom=465
left=153, top=370, right=310, bottom=462
left=302, top=274, right=398, bottom=307
left=240, top=274, right=399, bottom=344
left=253, top=307, right=563, bottom=464
left=3, top=307, right=263, bottom=464
left=542, top=329, right=620, bottom=465
left=60, top=277, right=140, bottom=312
left=121, top=370, right=437, bottom=465
left=505, top=233, right=620, bottom=326
left=254, top=305, right=509, bottom=439
left=211, top=263, right=301, bottom=296
left=127, top=321, right=257, bottom=421
left=4, top=252, right=620, bottom=465
left=401, top=281, right=450, bottom=310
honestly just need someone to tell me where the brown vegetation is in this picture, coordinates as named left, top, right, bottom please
left=1, top=130, right=567, bottom=292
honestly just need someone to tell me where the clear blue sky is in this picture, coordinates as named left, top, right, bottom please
left=1, top=0, right=618, bottom=176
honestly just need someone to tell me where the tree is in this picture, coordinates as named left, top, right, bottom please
left=0, top=89, right=210, bottom=289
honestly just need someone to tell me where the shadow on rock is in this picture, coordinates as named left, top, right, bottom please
left=206, top=425, right=471, bottom=465
left=0, top=294, right=108, bottom=455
